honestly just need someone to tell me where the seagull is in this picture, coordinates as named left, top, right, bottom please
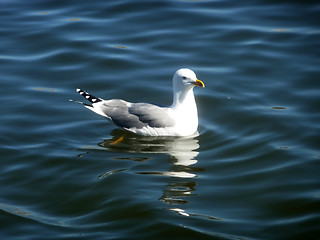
left=76, top=68, right=204, bottom=136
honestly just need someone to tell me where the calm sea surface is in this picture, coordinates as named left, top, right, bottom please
left=1, top=1, right=319, bottom=239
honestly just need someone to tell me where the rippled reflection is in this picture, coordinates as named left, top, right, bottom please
left=100, top=129, right=200, bottom=168
left=98, top=129, right=203, bottom=205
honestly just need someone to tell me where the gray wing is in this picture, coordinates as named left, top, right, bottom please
left=99, top=100, right=175, bottom=129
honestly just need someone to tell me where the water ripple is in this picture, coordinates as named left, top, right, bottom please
left=1, top=1, right=319, bottom=239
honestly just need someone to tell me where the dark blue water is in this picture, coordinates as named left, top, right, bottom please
left=1, top=1, right=319, bottom=239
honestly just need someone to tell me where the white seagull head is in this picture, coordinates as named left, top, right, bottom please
left=173, top=68, right=205, bottom=91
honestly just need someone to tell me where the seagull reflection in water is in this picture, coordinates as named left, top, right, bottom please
left=98, top=129, right=204, bottom=205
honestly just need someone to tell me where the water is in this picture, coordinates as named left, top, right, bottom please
left=1, top=1, right=319, bottom=239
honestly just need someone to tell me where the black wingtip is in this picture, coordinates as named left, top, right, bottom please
left=76, top=88, right=103, bottom=104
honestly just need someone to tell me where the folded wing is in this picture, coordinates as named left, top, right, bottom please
left=98, top=100, right=175, bottom=129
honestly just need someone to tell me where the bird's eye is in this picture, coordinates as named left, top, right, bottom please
left=182, top=76, right=187, bottom=80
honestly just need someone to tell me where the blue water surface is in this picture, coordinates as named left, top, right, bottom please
left=1, top=1, right=319, bottom=239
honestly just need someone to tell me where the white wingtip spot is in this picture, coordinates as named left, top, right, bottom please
left=76, top=88, right=81, bottom=92
left=85, top=96, right=90, bottom=99
left=92, top=99, right=97, bottom=102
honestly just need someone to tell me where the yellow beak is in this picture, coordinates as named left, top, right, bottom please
left=193, top=79, right=205, bottom=88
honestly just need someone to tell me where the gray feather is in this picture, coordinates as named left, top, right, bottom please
left=99, top=100, right=175, bottom=129
left=129, top=103, right=175, bottom=128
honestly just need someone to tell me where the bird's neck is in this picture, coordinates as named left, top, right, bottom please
left=171, top=88, right=196, bottom=110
